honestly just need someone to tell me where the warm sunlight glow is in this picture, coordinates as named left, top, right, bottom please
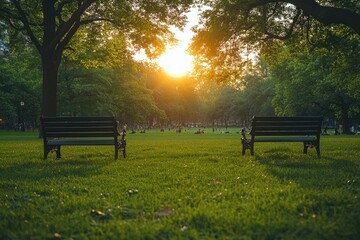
left=134, top=8, right=202, bottom=78
left=157, top=47, right=194, bottom=77
left=156, top=8, right=200, bottom=77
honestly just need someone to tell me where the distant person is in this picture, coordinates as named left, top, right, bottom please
left=339, top=124, right=343, bottom=134
left=195, top=129, right=204, bottom=134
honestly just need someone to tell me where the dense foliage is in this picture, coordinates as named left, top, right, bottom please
left=0, top=44, right=41, bottom=129
left=1, top=0, right=359, bottom=131
left=0, top=0, right=195, bottom=116
left=190, top=0, right=360, bottom=132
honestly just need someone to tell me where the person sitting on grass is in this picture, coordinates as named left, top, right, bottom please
left=194, top=129, right=204, bottom=134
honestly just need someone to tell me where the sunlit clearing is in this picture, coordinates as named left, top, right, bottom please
left=157, top=47, right=194, bottom=78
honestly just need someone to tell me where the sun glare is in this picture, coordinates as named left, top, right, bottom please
left=134, top=8, right=201, bottom=77
left=157, top=47, right=194, bottom=77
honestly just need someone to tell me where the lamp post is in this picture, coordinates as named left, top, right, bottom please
left=20, top=101, right=25, bottom=132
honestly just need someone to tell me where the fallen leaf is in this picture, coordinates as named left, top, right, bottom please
left=154, top=206, right=173, bottom=217
left=181, top=225, right=188, bottom=231
left=213, top=179, right=221, bottom=185
left=53, top=233, right=61, bottom=238
left=90, top=220, right=98, bottom=226
left=127, top=189, right=139, bottom=195
left=90, top=209, right=106, bottom=217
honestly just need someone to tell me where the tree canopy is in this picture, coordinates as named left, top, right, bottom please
left=191, top=0, right=360, bottom=82
left=189, top=0, right=360, bottom=132
left=0, top=0, right=194, bottom=116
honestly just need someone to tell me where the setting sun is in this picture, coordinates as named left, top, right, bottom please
left=156, top=8, right=201, bottom=77
left=133, top=8, right=200, bottom=77
left=157, top=47, right=194, bottom=77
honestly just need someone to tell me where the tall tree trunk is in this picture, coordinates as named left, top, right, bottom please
left=41, top=1, right=58, bottom=117
left=341, top=104, right=350, bottom=134
left=41, top=53, right=60, bottom=117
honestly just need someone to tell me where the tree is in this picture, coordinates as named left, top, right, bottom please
left=111, top=64, right=167, bottom=126
left=0, top=45, right=41, bottom=129
left=191, top=0, right=360, bottom=82
left=1, top=0, right=194, bottom=116
left=197, top=70, right=275, bottom=128
left=270, top=40, right=360, bottom=134
left=146, top=68, right=200, bottom=126
left=56, top=30, right=167, bottom=125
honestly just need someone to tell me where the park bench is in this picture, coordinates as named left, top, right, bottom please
left=40, top=116, right=126, bottom=160
left=241, top=116, right=323, bottom=158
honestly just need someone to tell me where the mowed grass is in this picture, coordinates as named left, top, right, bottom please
left=0, top=129, right=359, bottom=239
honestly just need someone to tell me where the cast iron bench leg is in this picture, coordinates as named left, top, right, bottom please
left=56, top=145, right=61, bottom=159
left=115, top=145, right=119, bottom=160
left=241, top=139, right=252, bottom=155
left=241, top=139, right=246, bottom=155
left=316, top=144, right=320, bottom=158
left=44, top=146, right=49, bottom=160
left=303, top=142, right=308, bottom=154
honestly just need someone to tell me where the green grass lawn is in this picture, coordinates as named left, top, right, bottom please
left=0, top=129, right=359, bottom=239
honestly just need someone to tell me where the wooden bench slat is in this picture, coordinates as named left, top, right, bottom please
left=41, top=116, right=115, bottom=122
left=254, top=120, right=321, bottom=123
left=43, top=122, right=115, bottom=127
left=255, top=124, right=319, bottom=131
left=254, top=137, right=316, bottom=142
left=253, top=116, right=323, bottom=121
left=44, top=126, right=115, bottom=132
left=251, top=131, right=319, bottom=136
left=48, top=139, right=115, bottom=145
left=44, top=132, right=117, bottom=138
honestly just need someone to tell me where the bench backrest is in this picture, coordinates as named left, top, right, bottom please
left=251, top=116, right=323, bottom=136
left=41, top=116, right=118, bottom=138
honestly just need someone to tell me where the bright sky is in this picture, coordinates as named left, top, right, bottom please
left=134, top=8, right=201, bottom=77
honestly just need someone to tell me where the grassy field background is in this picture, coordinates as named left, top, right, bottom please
left=0, top=129, right=359, bottom=239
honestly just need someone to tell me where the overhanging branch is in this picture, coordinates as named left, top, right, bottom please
left=56, top=0, right=76, bottom=26
left=9, top=0, right=42, bottom=53
left=248, top=0, right=360, bottom=34
left=288, top=0, right=360, bottom=34
left=50, top=0, right=95, bottom=53
left=7, top=18, right=25, bottom=31
left=263, top=8, right=301, bottom=40
left=57, top=20, right=81, bottom=54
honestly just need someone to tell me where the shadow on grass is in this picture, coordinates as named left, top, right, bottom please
left=0, top=159, right=110, bottom=183
left=256, top=152, right=360, bottom=189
